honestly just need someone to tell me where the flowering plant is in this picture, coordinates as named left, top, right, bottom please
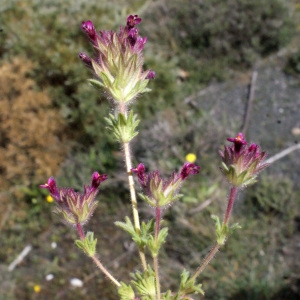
left=41, top=15, right=268, bottom=299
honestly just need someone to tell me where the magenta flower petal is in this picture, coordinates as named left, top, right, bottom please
left=132, top=163, right=147, bottom=186
left=180, top=163, right=201, bottom=180
left=127, top=15, right=142, bottom=28
left=227, top=133, right=247, bottom=154
left=91, top=172, right=108, bottom=190
left=40, top=177, right=59, bottom=200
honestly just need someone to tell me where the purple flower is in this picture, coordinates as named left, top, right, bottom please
left=40, top=172, right=107, bottom=225
left=220, top=133, right=269, bottom=187
left=91, top=172, right=108, bottom=190
left=126, top=15, right=142, bottom=29
left=40, top=177, right=59, bottom=200
left=227, top=132, right=247, bottom=154
left=132, top=163, right=200, bottom=207
left=180, top=162, right=201, bottom=180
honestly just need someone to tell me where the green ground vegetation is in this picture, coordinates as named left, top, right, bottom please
left=0, top=0, right=299, bottom=299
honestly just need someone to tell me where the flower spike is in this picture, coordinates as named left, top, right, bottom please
left=79, top=15, right=154, bottom=104
left=220, top=133, right=269, bottom=187
left=40, top=172, right=107, bottom=226
left=132, top=163, right=200, bottom=207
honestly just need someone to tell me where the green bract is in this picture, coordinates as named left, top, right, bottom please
left=75, top=232, right=97, bottom=256
left=105, top=111, right=140, bottom=143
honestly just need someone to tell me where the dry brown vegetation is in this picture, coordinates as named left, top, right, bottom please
left=0, top=57, right=69, bottom=191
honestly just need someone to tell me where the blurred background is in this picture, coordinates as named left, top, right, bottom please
left=0, top=0, right=299, bottom=299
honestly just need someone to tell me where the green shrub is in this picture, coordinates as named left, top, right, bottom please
left=143, top=0, right=295, bottom=83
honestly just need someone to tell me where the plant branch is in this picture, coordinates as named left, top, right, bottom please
left=223, top=187, right=238, bottom=226
left=123, top=141, right=147, bottom=270
left=91, top=255, right=121, bottom=287
left=153, top=256, right=161, bottom=299
left=154, top=206, right=161, bottom=299
left=191, top=186, right=238, bottom=280
left=76, top=222, right=85, bottom=240
left=76, top=223, right=121, bottom=287
left=119, top=102, right=147, bottom=270
left=190, top=243, right=220, bottom=282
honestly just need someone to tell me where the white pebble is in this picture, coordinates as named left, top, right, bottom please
left=46, top=274, right=54, bottom=281
left=278, top=108, right=284, bottom=114
left=70, top=278, right=83, bottom=287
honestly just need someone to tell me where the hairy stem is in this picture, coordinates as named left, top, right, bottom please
left=119, top=102, right=147, bottom=270
left=91, top=255, right=121, bottom=287
left=153, top=256, right=161, bottom=299
left=123, top=142, right=141, bottom=232
left=223, top=187, right=238, bottom=226
left=76, top=222, right=85, bottom=240
left=191, top=186, right=238, bottom=281
left=123, top=141, right=147, bottom=270
left=155, top=206, right=161, bottom=239
left=154, top=206, right=161, bottom=299
left=190, top=243, right=220, bottom=281
left=76, top=223, right=120, bottom=287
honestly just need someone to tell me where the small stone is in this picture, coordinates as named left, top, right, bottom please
left=46, top=274, right=54, bottom=281
left=291, top=127, right=300, bottom=136
left=70, top=278, right=83, bottom=287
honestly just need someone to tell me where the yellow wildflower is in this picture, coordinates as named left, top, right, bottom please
left=185, top=153, right=197, bottom=163
left=33, top=285, right=41, bottom=293
left=46, top=195, right=54, bottom=203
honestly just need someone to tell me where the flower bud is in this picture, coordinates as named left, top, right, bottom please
left=78, top=52, right=92, bottom=68
left=81, top=20, right=97, bottom=44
